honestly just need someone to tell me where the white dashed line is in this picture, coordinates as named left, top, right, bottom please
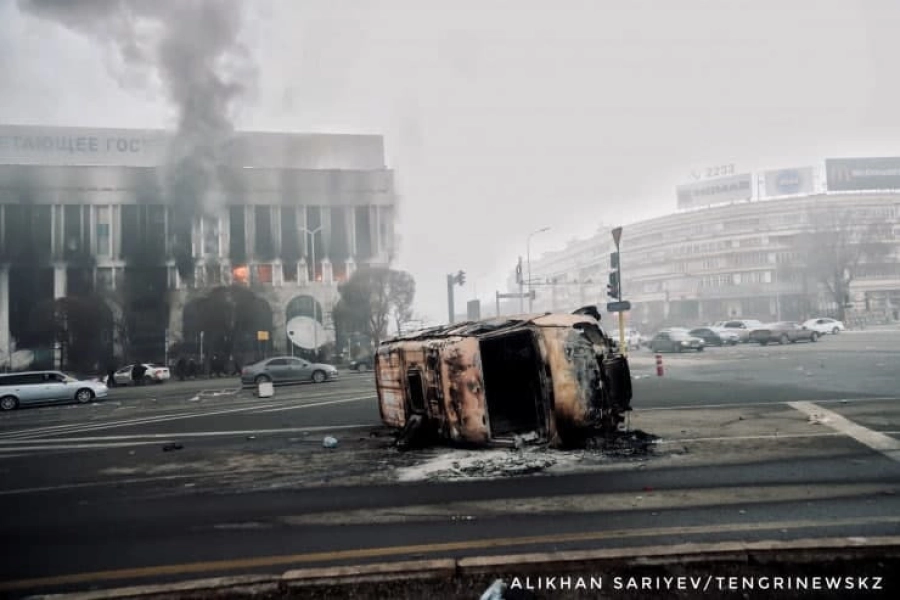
left=789, top=401, right=900, bottom=463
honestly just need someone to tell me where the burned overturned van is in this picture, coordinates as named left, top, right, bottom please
left=375, top=306, right=633, bottom=448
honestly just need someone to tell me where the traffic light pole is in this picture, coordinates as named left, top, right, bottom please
left=447, top=273, right=455, bottom=324
left=610, top=227, right=626, bottom=356
left=617, top=253, right=626, bottom=356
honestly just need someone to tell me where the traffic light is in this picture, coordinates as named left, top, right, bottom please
left=610, top=251, right=619, bottom=270
left=456, top=270, right=466, bottom=286
left=607, top=271, right=620, bottom=299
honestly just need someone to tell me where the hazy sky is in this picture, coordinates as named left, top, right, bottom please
left=3, top=0, right=900, bottom=322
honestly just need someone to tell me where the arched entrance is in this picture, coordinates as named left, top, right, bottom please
left=180, top=286, right=274, bottom=366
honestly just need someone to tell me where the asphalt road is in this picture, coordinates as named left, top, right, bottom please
left=1, top=331, right=899, bottom=596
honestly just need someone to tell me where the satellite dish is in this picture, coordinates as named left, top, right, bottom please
left=286, top=316, right=328, bottom=350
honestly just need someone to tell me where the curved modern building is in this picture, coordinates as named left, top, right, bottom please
left=514, top=166, right=900, bottom=332
left=0, top=125, right=397, bottom=371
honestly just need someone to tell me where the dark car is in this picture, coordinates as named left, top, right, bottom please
left=748, top=322, right=820, bottom=345
left=649, top=330, right=705, bottom=353
left=689, top=327, right=738, bottom=347
left=348, top=356, right=374, bottom=372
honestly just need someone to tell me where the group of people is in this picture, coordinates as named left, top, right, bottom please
left=173, top=355, right=242, bottom=381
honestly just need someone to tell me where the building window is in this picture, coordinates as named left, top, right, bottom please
left=255, top=264, right=273, bottom=285
left=202, top=216, right=219, bottom=256
left=206, top=264, right=222, bottom=286
left=282, top=262, right=298, bottom=283
left=232, top=264, right=250, bottom=285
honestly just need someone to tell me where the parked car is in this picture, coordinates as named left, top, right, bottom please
left=112, top=364, right=171, bottom=386
left=749, top=322, right=820, bottom=345
left=689, top=327, right=739, bottom=346
left=241, top=356, right=339, bottom=385
left=0, top=371, right=109, bottom=411
left=712, top=319, right=765, bottom=343
left=802, top=317, right=845, bottom=335
left=349, top=356, right=374, bottom=372
left=649, top=330, right=705, bottom=353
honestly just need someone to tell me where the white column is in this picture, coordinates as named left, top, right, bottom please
left=53, top=265, right=67, bottom=299
left=322, top=257, right=333, bottom=285
left=0, top=267, right=9, bottom=369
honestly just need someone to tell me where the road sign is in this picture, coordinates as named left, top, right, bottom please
left=611, top=226, right=623, bottom=248
left=606, top=301, right=631, bottom=312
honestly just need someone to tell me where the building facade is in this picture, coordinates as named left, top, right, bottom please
left=513, top=190, right=900, bottom=332
left=0, top=125, right=396, bottom=370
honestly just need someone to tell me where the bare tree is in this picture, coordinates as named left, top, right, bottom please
left=335, top=267, right=417, bottom=348
left=800, top=208, right=893, bottom=321
left=389, top=270, right=416, bottom=335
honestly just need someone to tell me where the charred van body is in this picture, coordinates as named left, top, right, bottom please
left=375, top=306, right=633, bottom=448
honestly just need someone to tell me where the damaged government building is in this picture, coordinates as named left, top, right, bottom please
left=0, top=125, right=396, bottom=372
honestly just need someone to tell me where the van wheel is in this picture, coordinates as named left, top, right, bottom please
left=75, top=389, right=95, bottom=404
left=0, top=395, right=18, bottom=411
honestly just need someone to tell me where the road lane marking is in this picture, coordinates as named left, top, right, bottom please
left=2, top=515, right=898, bottom=591
left=789, top=401, right=900, bottom=463
left=635, top=396, right=900, bottom=412
left=1, top=396, right=375, bottom=442
left=0, top=424, right=375, bottom=446
left=0, top=403, right=282, bottom=440
left=256, top=395, right=376, bottom=414
left=0, top=387, right=375, bottom=437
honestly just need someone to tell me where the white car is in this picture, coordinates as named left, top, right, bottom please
left=112, top=364, right=171, bottom=386
left=802, top=318, right=845, bottom=335
left=623, top=328, right=645, bottom=350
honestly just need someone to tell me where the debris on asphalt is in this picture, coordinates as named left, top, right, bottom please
left=323, top=436, right=338, bottom=449
left=188, top=396, right=200, bottom=402
left=246, top=436, right=256, bottom=441
left=162, top=443, right=184, bottom=452
left=479, top=579, right=507, bottom=600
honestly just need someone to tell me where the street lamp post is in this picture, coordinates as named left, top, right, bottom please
left=299, top=225, right=324, bottom=283
left=526, top=227, right=550, bottom=312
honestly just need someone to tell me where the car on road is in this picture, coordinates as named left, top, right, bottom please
left=111, top=364, right=171, bottom=386
left=348, top=356, right=374, bottom=372
left=241, top=356, right=339, bottom=385
left=648, top=330, right=705, bottom=353
left=802, top=317, right=846, bottom=335
left=689, top=327, right=740, bottom=346
left=0, top=370, right=109, bottom=411
left=712, top=319, right=765, bottom=343
left=623, top=328, right=645, bottom=350
left=748, top=321, right=820, bottom=345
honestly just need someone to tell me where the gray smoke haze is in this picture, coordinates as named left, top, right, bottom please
left=18, top=0, right=257, bottom=276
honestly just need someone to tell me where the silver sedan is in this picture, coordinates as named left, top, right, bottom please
left=240, top=356, right=339, bottom=385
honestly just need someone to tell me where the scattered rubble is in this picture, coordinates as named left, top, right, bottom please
left=322, top=436, right=338, bottom=449
left=395, top=429, right=658, bottom=482
left=162, top=443, right=184, bottom=452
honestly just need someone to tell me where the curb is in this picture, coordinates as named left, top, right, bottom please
left=25, top=536, right=900, bottom=599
